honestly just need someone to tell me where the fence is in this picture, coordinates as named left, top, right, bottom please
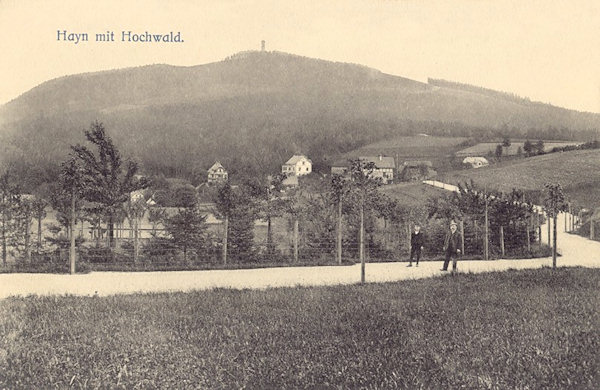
left=1, top=202, right=557, bottom=273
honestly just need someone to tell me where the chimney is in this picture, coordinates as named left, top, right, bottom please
left=261, top=40, right=265, bottom=51
left=379, top=154, right=383, bottom=161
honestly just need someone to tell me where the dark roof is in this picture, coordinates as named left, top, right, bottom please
left=331, top=156, right=395, bottom=169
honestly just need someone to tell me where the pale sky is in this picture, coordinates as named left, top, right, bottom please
left=1, top=0, right=599, bottom=113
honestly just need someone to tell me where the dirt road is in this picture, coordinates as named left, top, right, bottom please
left=0, top=211, right=597, bottom=298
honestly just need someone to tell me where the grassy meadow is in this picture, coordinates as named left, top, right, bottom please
left=1, top=268, right=598, bottom=388
left=341, top=135, right=468, bottom=170
left=444, top=149, right=600, bottom=207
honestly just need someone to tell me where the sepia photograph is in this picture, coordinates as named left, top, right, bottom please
left=0, top=0, right=599, bottom=388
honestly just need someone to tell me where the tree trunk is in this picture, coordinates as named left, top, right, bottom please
left=526, top=218, right=531, bottom=253
left=406, top=221, right=411, bottom=258
left=96, top=223, right=101, bottom=247
left=267, top=214, right=272, bottom=254
left=337, top=199, right=342, bottom=265
left=25, top=216, right=31, bottom=262
left=108, top=213, right=115, bottom=248
left=552, top=214, right=557, bottom=269
left=2, top=211, right=6, bottom=267
left=500, top=225, right=505, bottom=257
left=484, top=195, right=489, bottom=260
left=547, top=216, right=551, bottom=245
left=70, top=192, right=76, bottom=275
left=37, top=215, right=42, bottom=250
left=133, top=217, right=139, bottom=263
left=535, top=212, right=542, bottom=244
left=460, top=220, right=465, bottom=256
left=222, top=215, right=228, bottom=265
left=359, top=196, right=365, bottom=283
left=293, top=218, right=299, bottom=263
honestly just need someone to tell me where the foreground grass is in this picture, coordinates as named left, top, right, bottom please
left=1, top=268, right=599, bottom=389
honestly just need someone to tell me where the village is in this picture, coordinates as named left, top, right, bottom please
left=1, top=1, right=599, bottom=386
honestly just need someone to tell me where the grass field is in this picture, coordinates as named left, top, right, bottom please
left=456, top=140, right=580, bottom=157
left=341, top=135, right=467, bottom=168
left=1, top=268, right=598, bottom=388
left=444, top=149, right=600, bottom=208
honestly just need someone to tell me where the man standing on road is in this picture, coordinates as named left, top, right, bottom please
left=442, top=220, right=462, bottom=272
left=408, top=224, right=424, bottom=267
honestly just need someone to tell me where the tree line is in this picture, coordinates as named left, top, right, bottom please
left=0, top=121, right=569, bottom=273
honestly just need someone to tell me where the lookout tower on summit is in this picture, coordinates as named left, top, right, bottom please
left=261, top=40, right=265, bottom=51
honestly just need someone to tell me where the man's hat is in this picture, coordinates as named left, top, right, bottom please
left=450, top=220, right=458, bottom=226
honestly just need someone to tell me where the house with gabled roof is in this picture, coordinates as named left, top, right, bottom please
left=207, top=161, right=228, bottom=185
left=462, top=156, right=489, bottom=168
left=331, top=155, right=395, bottom=184
left=282, top=155, right=312, bottom=176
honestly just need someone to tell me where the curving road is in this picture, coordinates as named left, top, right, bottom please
left=0, top=211, right=598, bottom=299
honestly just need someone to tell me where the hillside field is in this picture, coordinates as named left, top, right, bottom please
left=1, top=268, right=598, bottom=388
left=444, top=149, right=600, bottom=208
left=456, top=140, right=580, bottom=157
left=343, top=135, right=467, bottom=158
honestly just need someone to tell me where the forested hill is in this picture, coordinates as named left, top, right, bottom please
left=0, top=50, right=599, bottom=189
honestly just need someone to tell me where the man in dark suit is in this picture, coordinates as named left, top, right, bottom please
left=442, top=220, right=462, bottom=272
left=408, top=224, right=424, bottom=267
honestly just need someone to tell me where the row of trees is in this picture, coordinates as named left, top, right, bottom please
left=0, top=174, right=47, bottom=266
left=0, top=120, right=571, bottom=274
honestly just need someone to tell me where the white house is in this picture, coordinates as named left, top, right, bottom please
left=130, top=189, right=145, bottom=203
left=207, top=161, right=228, bottom=184
left=282, top=155, right=312, bottom=176
left=331, top=155, right=395, bottom=184
left=361, top=155, right=395, bottom=184
left=462, top=156, right=489, bottom=168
